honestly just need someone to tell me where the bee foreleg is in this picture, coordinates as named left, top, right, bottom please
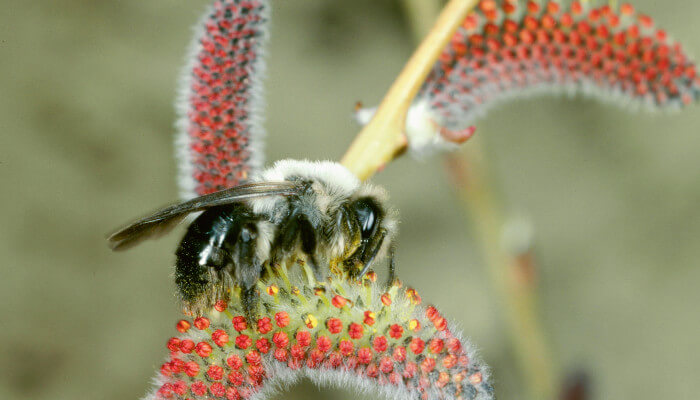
left=386, top=244, right=396, bottom=287
left=233, top=222, right=264, bottom=320
left=358, top=228, right=388, bottom=279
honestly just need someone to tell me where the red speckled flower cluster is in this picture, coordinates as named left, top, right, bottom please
left=185, top=0, right=268, bottom=195
left=422, top=0, right=699, bottom=130
left=152, top=264, right=493, bottom=400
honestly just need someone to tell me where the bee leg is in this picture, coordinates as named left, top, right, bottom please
left=386, top=245, right=396, bottom=287
left=358, top=228, right=388, bottom=278
left=233, top=222, right=264, bottom=321
left=270, top=213, right=303, bottom=266
left=298, top=216, right=326, bottom=281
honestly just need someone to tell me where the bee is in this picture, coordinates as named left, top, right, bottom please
left=109, top=159, right=397, bottom=316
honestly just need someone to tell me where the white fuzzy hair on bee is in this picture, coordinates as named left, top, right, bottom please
left=109, top=159, right=398, bottom=316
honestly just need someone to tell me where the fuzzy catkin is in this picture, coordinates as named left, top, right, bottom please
left=145, top=263, right=494, bottom=400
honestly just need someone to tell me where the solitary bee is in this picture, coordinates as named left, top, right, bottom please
left=109, top=159, right=397, bottom=316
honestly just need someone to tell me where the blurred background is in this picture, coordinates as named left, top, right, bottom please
left=1, top=1, right=699, bottom=399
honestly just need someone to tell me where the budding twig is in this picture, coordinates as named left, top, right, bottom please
left=340, top=0, right=479, bottom=180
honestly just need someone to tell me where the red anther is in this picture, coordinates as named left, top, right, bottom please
left=542, top=15, right=556, bottom=30
left=577, top=21, right=591, bottom=36
left=227, top=354, right=243, bottom=370
left=536, top=29, right=549, bottom=44
left=256, top=338, right=271, bottom=353
left=523, top=16, right=538, bottom=31
left=526, top=1, right=539, bottom=14
left=596, top=25, right=609, bottom=39
left=296, top=330, right=312, bottom=347
left=339, top=339, right=354, bottom=356
left=257, top=317, right=272, bottom=334
left=437, top=371, right=450, bottom=388
left=209, top=382, right=226, bottom=397
left=503, top=19, right=519, bottom=33
left=638, top=14, right=654, bottom=28
left=421, top=357, right=436, bottom=374
left=552, top=29, right=566, bottom=44
left=232, top=316, right=247, bottom=332
left=194, top=317, right=210, bottom=330
left=571, top=1, right=582, bottom=15
left=228, top=370, right=244, bottom=386
left=503, top=1, right=516, bottom=15
left=470, top=372, right=483, bottom=384
left=273, top=347, right=288, bottom=362
left=608, top=13, right=620, bottom=28
left=290, top=344, right=305, bottom=360
left=547, top=2, right=560, bottom=15
left=160, top=362, right=172, bottom=377
left=246, top=350, right=261, bottom=365
left=348, top=323, right=364, bottom=339
left=442, top=354, right=458, bottom=368
left=479, top=0, right=496, bottom=12
left=274, top=311, right=290, bottom=328
left=190, top=381, right=207, bottom=396
left=380, top=357, right=394, bottom=374
left=426, top=306, right=440, bottom=321
left=327, top=351, right=342, bottom=368
left=307, top=349, right=324, bottom=368
left=484, top=23, right=499, bottom=36
left=176, top=320, right=191, bottom=333
left=214, top=300, right=227, bottom=312
left=363, top=310, right=376, bottom=326
left=627, top=24, right=639, bottom=39
left=184, top=361, right=200, bottom=377
left=389, top=324, right=404, bottom=339
left=357, top=347, right=373, bottom=364
left=371, top=335, right=387, bottom=353
left=429, top=339, right=445, bottom=354
left=172, top=381, right=187, bottom=396
left=167, top=337, right=181, bottom=352
left=560, top=12, right=573, bottom=28
left=207, top=365, right=224, bottom=381
left=620, top=3, right=635, bottom=16
left=656, top=29, right=667, bottom=42
left=381, top=293, right=392, bottom=306
left=588, top=8, right=601, bottom=22
left=403, top=362, right=418, bottom=378
left=316, top=335, right=332, bottom=352
left=410, top=337, right=425, bottom=354
left=365, top=363, right=379, bottom=378
left=326, top=318, right=343, bottom=334
left=503, top=33, right=518, bottom=47
left=195, top=341, right=213, bottom=357
left=469, top=34, right=484, bottom=46
left=235, top=334, right=252, bottom=349
left=519, top=29, right=535, bottom=45
left=447, top=338, right=462, bottom=353
left=331, top=295, right=347, bottom=308
left=272, top=331, right=289, bottom=348
left=212, top=329, right=229, bottom=346
left=226, top=387, right=241, bottom=400
left=462, top=14, right=479, bottom=31
left=484, top=9, right=498, bottom=22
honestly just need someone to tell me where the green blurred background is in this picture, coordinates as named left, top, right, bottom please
left=1, top=1, right=699, bottom=399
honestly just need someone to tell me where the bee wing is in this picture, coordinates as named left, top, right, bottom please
left=108, top=182, right=299, bottom=251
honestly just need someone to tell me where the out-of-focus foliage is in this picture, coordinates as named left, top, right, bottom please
left=0, top=1, right=698, bottom=400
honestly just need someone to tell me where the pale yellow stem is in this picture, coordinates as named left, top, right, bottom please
left=340, top=0, right=478, bottom=180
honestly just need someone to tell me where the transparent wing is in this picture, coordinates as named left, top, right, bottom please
left=108, top=181, right=299, bottom=251
left=175, top=0, right=271, bottom=198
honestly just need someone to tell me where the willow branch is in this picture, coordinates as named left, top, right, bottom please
left=340, top=0, right=478, bottom=180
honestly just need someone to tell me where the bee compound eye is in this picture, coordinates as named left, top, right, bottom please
left=352, top=198, right=379, bottom=238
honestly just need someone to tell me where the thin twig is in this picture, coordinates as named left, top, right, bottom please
left=340, top=0, right=478, bottom=180
left=445, top=146, right=558, bottom=400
